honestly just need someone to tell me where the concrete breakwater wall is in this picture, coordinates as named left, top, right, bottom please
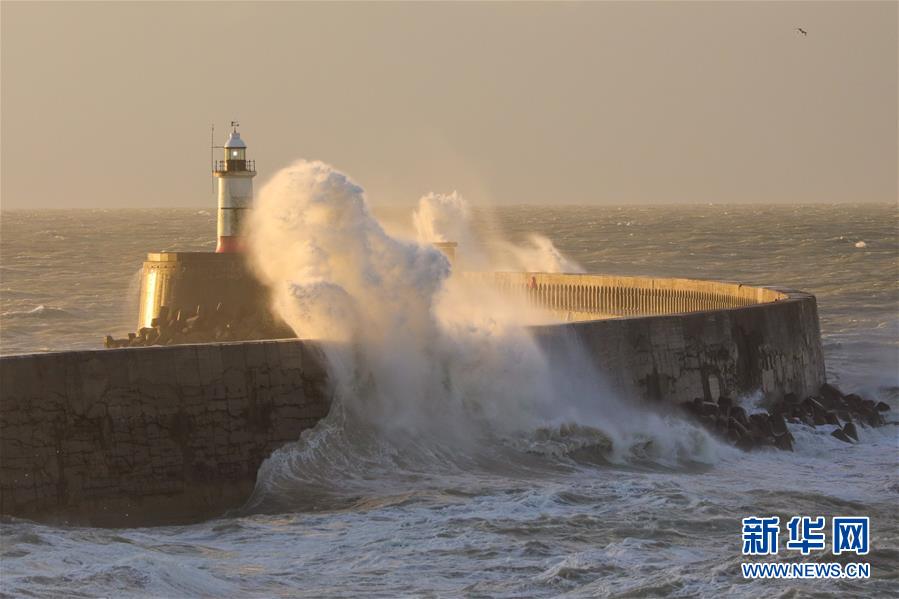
left=470, top=272, right=826, bottom=402
left=0, top=340, right=331, bottom=526
left=533, top=291, right=824, bottom=404
left=0, top=274, right=825, bottom=525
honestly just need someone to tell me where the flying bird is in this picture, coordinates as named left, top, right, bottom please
left=796, top=27, right=807, bottom=36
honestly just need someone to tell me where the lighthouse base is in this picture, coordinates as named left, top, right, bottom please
left=135, top=252, right=290, bottom=341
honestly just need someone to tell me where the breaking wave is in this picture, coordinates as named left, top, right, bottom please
left=244, top=160, right=717, bottom=511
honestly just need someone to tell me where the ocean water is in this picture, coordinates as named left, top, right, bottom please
left=1, top=204, right=897, bottom=597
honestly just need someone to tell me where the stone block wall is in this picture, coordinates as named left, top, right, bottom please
left=533, top=290, right=825, bottom=404
left=0, top=340, right=331, bottom=526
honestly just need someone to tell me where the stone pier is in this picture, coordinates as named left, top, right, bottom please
left=0, top=273, right=825, bottom=525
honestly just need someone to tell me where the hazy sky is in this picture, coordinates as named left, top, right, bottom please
left=2, top=1, right=896, bottom=209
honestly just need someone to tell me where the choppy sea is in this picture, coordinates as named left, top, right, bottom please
left=1, top=205, right=897, bottom=597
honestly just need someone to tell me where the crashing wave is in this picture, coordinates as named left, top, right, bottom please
left=243, top=159, right=718, bottom=509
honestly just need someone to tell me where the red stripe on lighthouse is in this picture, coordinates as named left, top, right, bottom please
left=216, top=236, right=243, bottom=253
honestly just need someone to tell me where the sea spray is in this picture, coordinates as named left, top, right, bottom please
left=413, top=191, right=472, bottom=246
left=245, top=159, right=718, bottom=509
left=246, top=161, right=552, bottom=438
left=500, top=234, right=585, bottom=274
left=412, top=191, right=583, bottom=273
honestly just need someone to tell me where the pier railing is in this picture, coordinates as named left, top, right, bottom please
left=464, top=272, right=790, bottom=320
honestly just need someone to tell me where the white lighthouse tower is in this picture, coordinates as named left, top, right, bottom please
left=213, top=123, right=257, bottom=253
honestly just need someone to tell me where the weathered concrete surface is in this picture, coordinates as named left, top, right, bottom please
left=532, top=286, right=825, bottom=403
left=469, top=272, right=826, bottom=403
left=0, top=340, right=330, bottom=526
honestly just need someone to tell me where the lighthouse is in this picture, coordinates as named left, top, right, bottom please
left=213, top=124, right=257, bottom=252
left=135, top=123, right=275, bottom=332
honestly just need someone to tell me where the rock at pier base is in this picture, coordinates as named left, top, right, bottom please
left=679, top=384, right=887, bottom=452
left=105, top=302, right=296, bottom=348
left=831, top=428, right=852, bottom=443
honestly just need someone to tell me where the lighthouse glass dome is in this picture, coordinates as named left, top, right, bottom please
left=214, top=129, right=254, bottom=174
left=224, top=131, right=247, bottom=162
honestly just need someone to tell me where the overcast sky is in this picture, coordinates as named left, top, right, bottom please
left=2, top=1, right=896, bottom=209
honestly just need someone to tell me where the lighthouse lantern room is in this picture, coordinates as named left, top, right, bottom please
left=214, top=123, right=257, bottom=252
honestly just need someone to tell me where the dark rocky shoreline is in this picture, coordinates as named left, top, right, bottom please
left=680, top=383, right=891, bottom=451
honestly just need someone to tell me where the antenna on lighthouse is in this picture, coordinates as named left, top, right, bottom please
left=210, top=123, right=215, bottom=194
